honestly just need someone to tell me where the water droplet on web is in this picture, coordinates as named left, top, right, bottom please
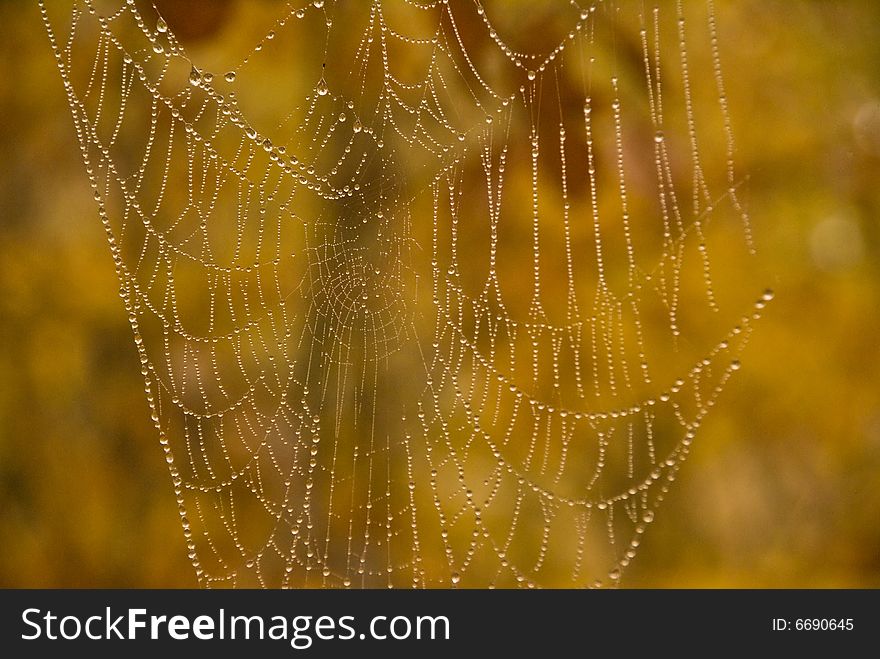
left=527, top=70, right=536, bottom=81
left=353, top=118, right=362, bottom=133
left=156, top=17, right=168, bottom=33
left=316, top=78, right=329, bottom=96
left=450, top=572, right=461, bottom=585
left=642, top=510, right=655, bottom=523
left=188, top=67, right=201, bottom=86
left=654, top=131, right=665, bottom=143
left=313, top=0, right=325, bottom=7
left=762, top=288, right=775, bottom=301
left=224, top=71, right=236, bottom=83
left=730, top=359, right=742, bottom=371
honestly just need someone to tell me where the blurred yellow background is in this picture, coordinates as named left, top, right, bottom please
left=1, top=0, right=879, bottom=587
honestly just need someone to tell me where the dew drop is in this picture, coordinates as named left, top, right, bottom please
left=188, top=66, right=201, bottom=86
left=527, top=70, right=536, bottom=81
left=762, top=288, right=775, bottom=301
left=316, top=77, right=329, bottom=96
left=224, top=71, right=236, bottom=83
left=156, top=17, right=168, bottom=33
left=450, top=572, right=461, bottom=585
left=353, top=118, right=363, bottom=133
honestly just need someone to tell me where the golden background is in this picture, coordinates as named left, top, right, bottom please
left=1, top=0, right=879, bottom=587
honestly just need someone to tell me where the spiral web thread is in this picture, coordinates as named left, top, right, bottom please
left=41, top=0, right=771, bottom=587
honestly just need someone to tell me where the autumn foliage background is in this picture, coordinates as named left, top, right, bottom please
left=1, top=0, right=879, bottom=587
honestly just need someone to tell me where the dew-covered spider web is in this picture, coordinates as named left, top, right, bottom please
left=41, top=0, right=772, bottom=588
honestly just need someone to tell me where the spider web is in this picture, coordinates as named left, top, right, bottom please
left=41, top=0, right=771, bottom=588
